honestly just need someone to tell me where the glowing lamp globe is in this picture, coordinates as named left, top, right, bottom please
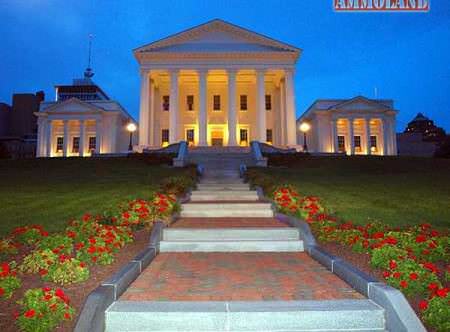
left=299, top=122, right=311, bottom=133
left=127, top=123, right=137, bottom=132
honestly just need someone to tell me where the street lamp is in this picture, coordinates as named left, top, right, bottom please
left=299, top=122, right=311, bottom=152
left=126, top=123, right=137, bottom=151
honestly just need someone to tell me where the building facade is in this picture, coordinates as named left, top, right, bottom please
left=135, top=19, right=300, bottom=149
left=297, top=96, right=398, bottom=156
left=35, top=77, right=136, bottom=157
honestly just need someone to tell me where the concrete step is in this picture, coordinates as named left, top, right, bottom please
left=181, top=203, right=273, bottom=218
left=190, top=190, right=259, bottom=201
left=106, top=300, right=386, bottom=331
left=159, top=239, right=304, bottom=252
left=197, top=183, right=250, bottom=191
left=200, top=179, right=245, bottom=185
left=163, top=228, right=300, bottom=241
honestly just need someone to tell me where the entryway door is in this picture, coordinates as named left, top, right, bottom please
left=211, top=130, right=223, bottom=146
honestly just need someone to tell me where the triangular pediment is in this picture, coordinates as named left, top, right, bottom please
left=329, top=96, right=392, bottom=111
left=134, top=19, right=300, bottom=54
left=44, top=98, right=102, bottom=114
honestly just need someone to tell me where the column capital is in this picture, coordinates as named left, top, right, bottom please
left=139, top=68, right=150, bottom=76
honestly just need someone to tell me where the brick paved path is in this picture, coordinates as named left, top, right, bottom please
left=121, top=252, right=363, bottom=301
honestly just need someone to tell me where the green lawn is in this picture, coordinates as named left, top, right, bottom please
left=250, top=156, right=450, bottom=229
left=0, top=157, right=189, bottom=236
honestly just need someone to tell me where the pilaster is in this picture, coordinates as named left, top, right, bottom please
left=227, top=69, right=238, bottom=146
left=169, top=70, right=179, bottom=144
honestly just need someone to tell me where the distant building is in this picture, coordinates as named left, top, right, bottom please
left=404, top=113, right=446, bottom=142
left=35, top=70, right=137, bottom=157
left=397, top=113, right=447, bottom=157
left=0, top=91, right=44, bottom=158
left=296, top=96, right=398, bottom=156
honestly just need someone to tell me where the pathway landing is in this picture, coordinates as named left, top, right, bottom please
left=121, top=252, right=363, bottom=301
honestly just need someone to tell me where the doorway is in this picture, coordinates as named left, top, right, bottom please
left=211, top=130, right=223, bottom=146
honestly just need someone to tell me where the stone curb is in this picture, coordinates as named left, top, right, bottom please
left=275, top=212, right=317, bottom=248
left=74, top=223, right=163, bottom=332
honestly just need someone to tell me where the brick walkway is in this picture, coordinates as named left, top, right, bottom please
left=121, top=253, right=363, bottom=301
left=172, top=218, right=288, bottom=228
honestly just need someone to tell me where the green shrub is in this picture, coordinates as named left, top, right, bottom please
left=16, top=288, right=75, bottom=332
left=371, top=246, right=407, bottom=269
left=422, top=293, right=450, bottom=332
left=43, top=257, right=89, bottom=285
left=37, top=234, right=73, bottom=255
left=19, top=249, right=56, bottom=275
left=0, top=262, right=21, bottom=299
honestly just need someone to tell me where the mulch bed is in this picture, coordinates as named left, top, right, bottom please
left=0, top=229, right=150, bottom=332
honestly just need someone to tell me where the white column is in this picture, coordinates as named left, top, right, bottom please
left=63, top=120, right=69, bottom=157
left=45, top=119, right=52, bottom=157
left=392, top=116, right=398, bottom=155
left=365, top=117, right=371, bottom=155
left=382, top=117, right=389, bottom=155
left=256, top=69, right=266, bottom=142
left=285, top=69, right=297, bottom=146
left=95, top=119, right=102, bottom=154
left=331, top=118, right=338, bottom=153
left=139, top=69, right=150, bottom=147
left=148, top=79, right=155, bottom=146
left=36, top=117, right=44, bottom=157
left=348, top=117, right=354, bottom=155
left=198, top=69, right=208, bottom=146
left=169, top=70, right=179, bottom=144
left=279, top=79, right=286, bottom=146
left=79, top=119, right=86, bottom=157
left=227, top=69, right=238, bottom=146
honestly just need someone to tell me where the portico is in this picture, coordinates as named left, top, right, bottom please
left=134, top=19, right=300, bottom=149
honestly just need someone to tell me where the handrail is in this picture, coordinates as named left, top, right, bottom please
left=250, top=141, right=268, bottom=167
left=173, top=141, right=188, bottom=167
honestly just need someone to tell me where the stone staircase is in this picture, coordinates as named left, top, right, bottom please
left=105, top=159, right=390, bottom=332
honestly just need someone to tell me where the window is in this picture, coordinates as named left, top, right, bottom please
left=266, top=129, right=273, bottom=144
left=72, top=137, right=80, bottom=153
left=162, top=95, right=170, bottom=111
left=240, top=129, right=248, bottom=145
left=161, top=129, right=169, bottom=144
left=88, top=137, right=96, bottom=151
left=56, top=137, right=64, bottom=152
left=265, top=94, right=272, bottom=110
left=240, top=95, right=247, bottom=111
left=187, top=95, right=194, bottom=111
left=213, top=95, right=221, bottom=111
left=370, top=135, right=378, bottom=152
left=354, top=136, right=361, bottom=152
left=338, top=135, right=345, bottom=152
left=186, top=129, right=194, bottom=145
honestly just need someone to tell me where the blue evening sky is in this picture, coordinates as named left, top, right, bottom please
left=0, top=0, right=449, bottom=132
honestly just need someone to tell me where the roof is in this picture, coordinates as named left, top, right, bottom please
left=134, top=18, right=301, bottom=58
left=297, top=96, right=395, bottom=121
left=411, top=113, right=430, bottom=122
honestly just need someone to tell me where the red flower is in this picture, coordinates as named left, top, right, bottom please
left=389, top=260, right=397, bottom=270
left=382, top=271, right=390, bottom=279
left=428, top=282, right=439, bottom=291
left=415, top=234, right=427, bottom=243
left=64, top=312, right=71, bottom=319
left=55, top=288, right=66, bottom=300
left=24, top=309, right=36, bottom=318
left=122, top=212, right=130, bottom=219
left=393, top=272, right=402, bottom=279
left=0, top=287, right=4, bottom=296
left=82, top=214, right=92, bottom=221
left=399, top=280, right=408, bottom=288
left=39, top=269, right=48, bottom=276
left=423, top=262, right=438, bottom=273
left=43, top=294, right=52, bottom=301
left=409, top=273, right=418, bottom=280
left=419, top=300, right=428, bottom=311
left=430, top=230, right=439, bottom=237
left=436, top=288, right=449, bottom=298
left=89, top=238, right=96, bottom=245
left=67, top=231, right=76, bottom=238
left=87, top=246, right=96, bottom=253
left=42, top=287, right=51, bottom=292
left=372, top=232, right=384, bottom=239
left=428, top=241, right=437, bottom=249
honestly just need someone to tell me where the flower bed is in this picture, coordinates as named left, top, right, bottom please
left=255, top=180, right=449, bottom=331
left=0, top=183, right=185, bottom=331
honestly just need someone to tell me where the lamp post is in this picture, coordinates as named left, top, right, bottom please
left=299, top=122, right=311, bottom=152
left=127, top=123, right=137, bottom=152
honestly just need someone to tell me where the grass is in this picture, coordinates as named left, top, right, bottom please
left=252, top=156, right=450, bottom=229
left=0, top=157, right=189, bottom=237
